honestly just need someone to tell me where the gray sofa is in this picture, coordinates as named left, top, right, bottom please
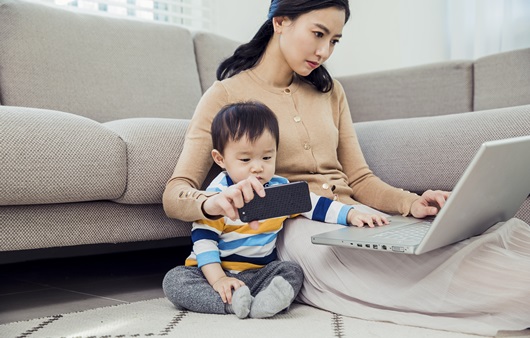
left=1, top=0, right=529, bottom=264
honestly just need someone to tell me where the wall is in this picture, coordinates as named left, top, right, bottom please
left=210, top=0, right=449, bottom=77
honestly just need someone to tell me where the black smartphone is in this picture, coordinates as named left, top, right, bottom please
left=238, top=181, right=312, bottom=223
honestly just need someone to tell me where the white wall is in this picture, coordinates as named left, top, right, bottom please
left=210, top=0, right=530, bottom=77
left=210, top=0, right=450, bottom=77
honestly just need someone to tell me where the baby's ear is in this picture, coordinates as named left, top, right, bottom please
left=211, top=149, right=225, bottom=168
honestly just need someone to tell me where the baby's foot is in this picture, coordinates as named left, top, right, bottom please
left=250, top=276, right=294, bottom=318
left=232, top=285, right=252, bottom=319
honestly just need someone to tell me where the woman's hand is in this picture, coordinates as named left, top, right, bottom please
left=347, top=209, right=389, bottom=227
left=212, top=276, right=246, bottom=304
left=202, top=176, right=265, bottom=229
left=410, top=189, right=451, bottom=218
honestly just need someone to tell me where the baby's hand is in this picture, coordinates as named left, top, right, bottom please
left=202, top=176, right=264, bottom=229
left=347, top=209, right=389, bottom=228
left=212, top=276, right=246, bottom=304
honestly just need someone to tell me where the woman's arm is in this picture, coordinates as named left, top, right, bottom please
left=162, top=82, right=229, bottom=221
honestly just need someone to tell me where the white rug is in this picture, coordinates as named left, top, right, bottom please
left=1, top=298, right=528, bottom=338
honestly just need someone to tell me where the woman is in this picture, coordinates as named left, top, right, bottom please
left=163, top=0, right=530, bottom=334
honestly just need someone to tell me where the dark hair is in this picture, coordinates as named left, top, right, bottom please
left=211, top=101, right=280, bottom=155
left=217, top=0, right=350, bottom=93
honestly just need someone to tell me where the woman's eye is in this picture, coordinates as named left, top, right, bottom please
left=314, top=31, right=324, bottom=38
left=331, top=39, right=340, bottom=45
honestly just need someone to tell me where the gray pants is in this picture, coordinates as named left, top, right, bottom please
left=162, top=260, right=304, bottom=314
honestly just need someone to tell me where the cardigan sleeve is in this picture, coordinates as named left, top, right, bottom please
left=163, top=81, right=229, bottom=221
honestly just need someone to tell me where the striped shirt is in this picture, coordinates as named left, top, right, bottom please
left=185, top=172, right=354, bottom=273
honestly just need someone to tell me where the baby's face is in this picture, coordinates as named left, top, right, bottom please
left=220, top=131, right=277, bottom=185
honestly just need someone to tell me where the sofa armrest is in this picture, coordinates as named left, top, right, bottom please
left=0, top=106, right=126, bottom=205
left=355, top=104, right=530, bottom=193
left=104, top=118, right=189, bottom=204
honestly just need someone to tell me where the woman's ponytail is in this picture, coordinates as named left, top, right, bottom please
left=216, top=21, right=274, bottom=81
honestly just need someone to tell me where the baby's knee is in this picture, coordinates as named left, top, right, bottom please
left=282, top=261, right=304, bottom=277
left=162, top=266, right=188, bottom=309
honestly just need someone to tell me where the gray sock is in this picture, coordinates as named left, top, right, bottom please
left=231, top=285, right=252, bottom=319
left=249, top=276, right=294, bottom=319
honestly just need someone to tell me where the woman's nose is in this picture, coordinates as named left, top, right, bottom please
left=316, top=43, right=331, bottom=59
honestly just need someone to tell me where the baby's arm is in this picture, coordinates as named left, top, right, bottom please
left=302, top=192, right=388, bottom=227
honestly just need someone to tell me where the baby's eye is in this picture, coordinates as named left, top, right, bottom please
left=263, top=156, right=272, bottom=161
left=239, top=158, right=250, bottom=163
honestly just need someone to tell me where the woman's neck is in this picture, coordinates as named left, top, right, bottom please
left=252, top=39, right=294, bottom=88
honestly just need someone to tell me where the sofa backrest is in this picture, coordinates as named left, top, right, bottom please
left=474, top=48, right=530, bottom=111
left=192, top=31, right=240, bottom=93
left=0, top=0, right=203, bottom=122
left=337, top=61, right=474, bottom=122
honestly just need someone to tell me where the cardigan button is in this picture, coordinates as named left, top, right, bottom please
left=322, top=183, right=330, bottom=190
left=293, top=116, right=301, bottom=122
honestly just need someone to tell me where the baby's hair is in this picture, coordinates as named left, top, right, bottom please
left=211, top=101, right=280, bottom=155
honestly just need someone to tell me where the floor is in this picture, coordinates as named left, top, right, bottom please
left=1, top=247, right=529, bottom=338
left=0, top=245, right=191, bottom=325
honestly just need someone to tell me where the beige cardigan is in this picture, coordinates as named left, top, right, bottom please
left=163, top=70, right=420, bottom=221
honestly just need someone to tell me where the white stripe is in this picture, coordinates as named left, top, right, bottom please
left=324, top=201, right=344, bottom=224
left=220, top=240, right=276, bottom=258
left=301, top=192, right=322, bottom=219
left=193, top=239, right=218, bottom=255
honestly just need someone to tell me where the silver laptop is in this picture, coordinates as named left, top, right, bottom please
left=311, top=135, right=530, bottom=255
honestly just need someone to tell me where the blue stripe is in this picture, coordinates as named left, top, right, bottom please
left=312, top=197, right=333, bottom=222
left=338, top=206, right=354, bottom=226
left=196, top=251, right=221, bottom=267
left=267, top=176, right=289, bottom=186
left=223, top=249, right=277, bottom=265
left=219, top=232, right=277, bottom=251
left=191, top=228, right=219, bottom=243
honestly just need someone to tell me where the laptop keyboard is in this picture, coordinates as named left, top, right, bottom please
left=370, top=222, right=431, bottom=241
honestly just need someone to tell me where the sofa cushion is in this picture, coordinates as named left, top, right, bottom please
left=0, top=106, right=126, bottom=205
left=338, top=61, right=474, bottom=122
left=0, top=0, right=202, bottom=122
left=193, top=31, right=240, bottom=93
left=104, top=118, right=189, bottom=204
left=1, top=202, right=191, bottom=251
left=474, top=48, right=530, bottom=111
left=355, top=104, right=530, bottom=193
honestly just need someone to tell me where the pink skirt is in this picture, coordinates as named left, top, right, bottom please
left=277, top=217, right=530, bottom=335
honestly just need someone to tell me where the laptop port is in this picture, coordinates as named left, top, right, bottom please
left=365, top=244, right=370, bottom=248
left=373, top=245, right=378, bottom=249
left=382, top=245, right=387, bottom=250
left=357, top=243, right=362, bottom=248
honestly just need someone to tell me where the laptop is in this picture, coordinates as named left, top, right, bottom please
left=311, top=135, right=530, bottom=255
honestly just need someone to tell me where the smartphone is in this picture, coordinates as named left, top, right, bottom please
left=238, top=181, right=312, bottom=223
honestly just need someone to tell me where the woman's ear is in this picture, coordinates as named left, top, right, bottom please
left=211, top=149, right=226, bottom=168
left=272, top=16, right=290, bottom=33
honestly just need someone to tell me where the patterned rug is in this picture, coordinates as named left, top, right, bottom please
left=1, top=298, right=528, bottom=338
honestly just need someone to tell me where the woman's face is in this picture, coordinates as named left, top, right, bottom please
left=276, top=7, right=346, bottom=77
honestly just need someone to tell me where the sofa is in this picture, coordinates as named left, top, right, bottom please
left=1, top=0, right=529, bottom=264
